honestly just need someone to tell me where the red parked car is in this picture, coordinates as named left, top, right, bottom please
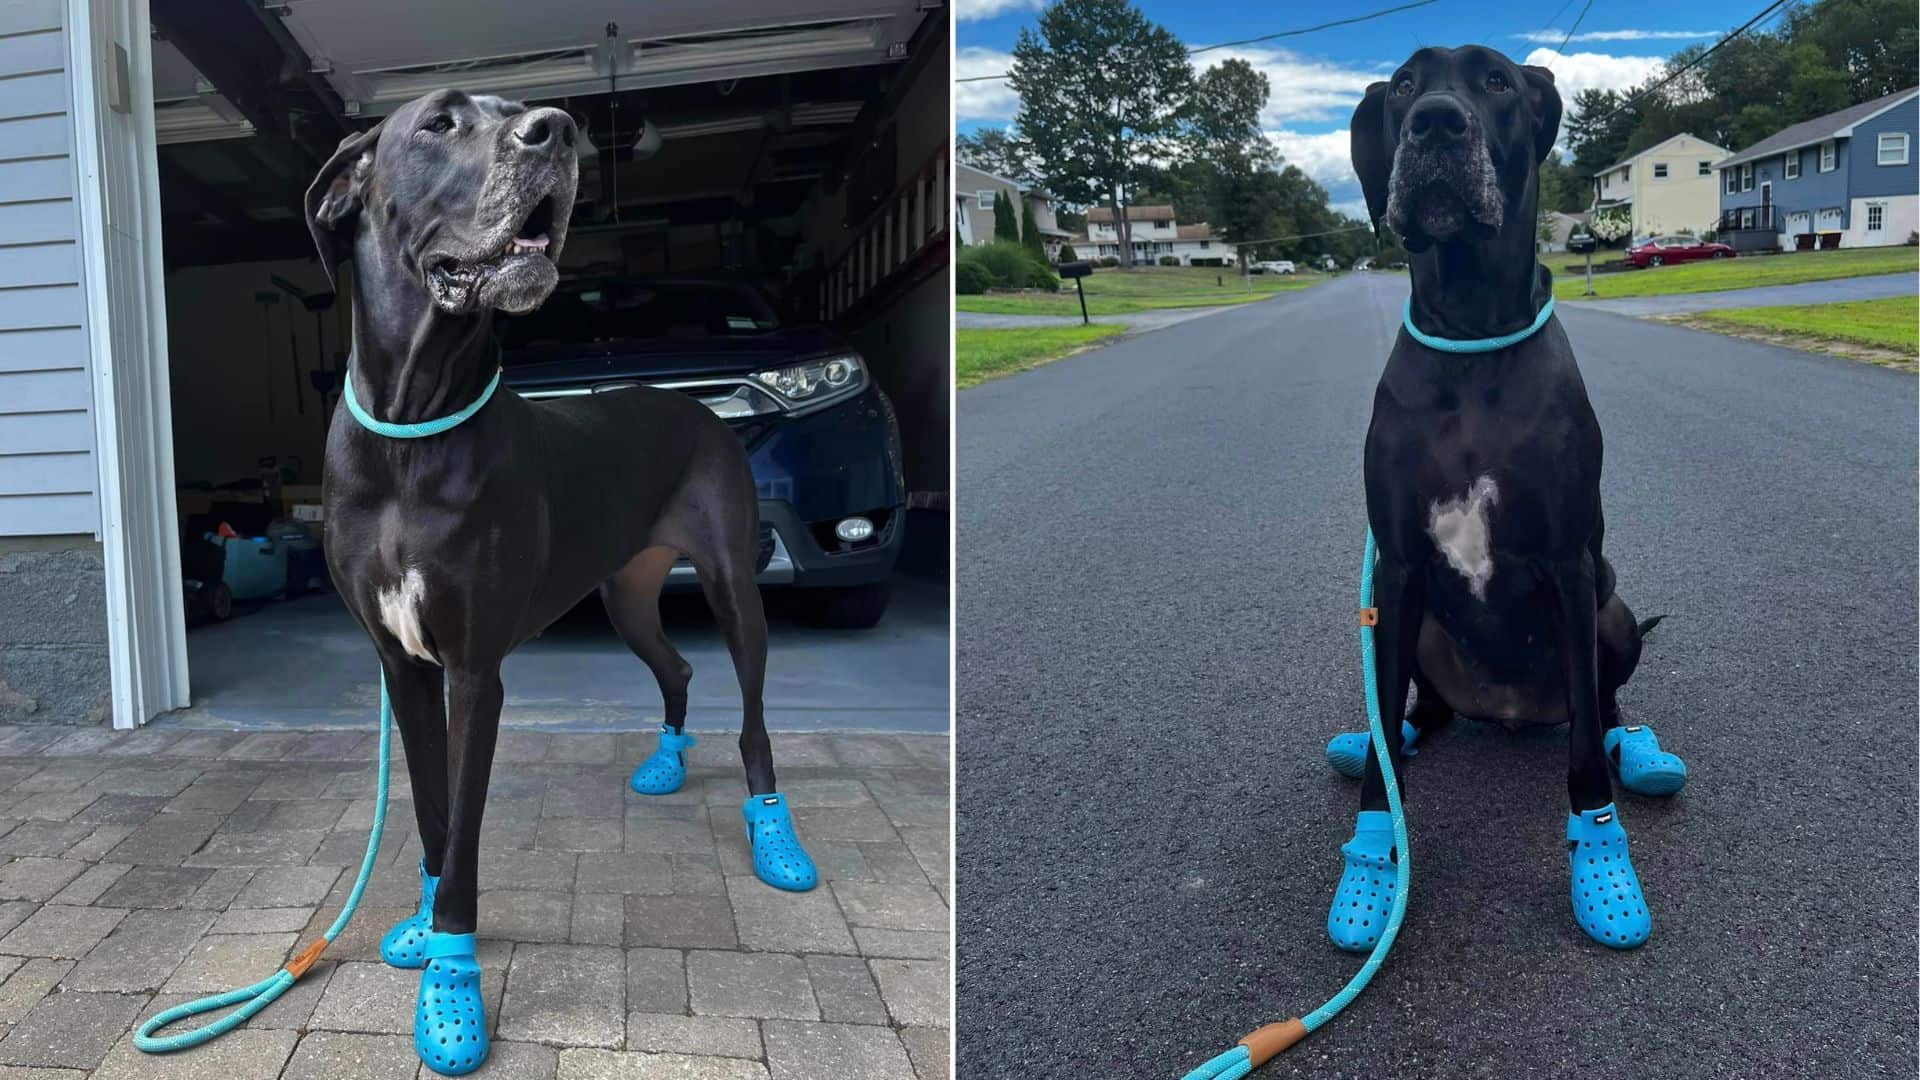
left=1626, top=235, right=1735, bottom=268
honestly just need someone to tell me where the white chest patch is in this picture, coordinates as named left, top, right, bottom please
left=377, top=568, right=437, bottom=665
left=1428, top=475, right=1500, bottom=600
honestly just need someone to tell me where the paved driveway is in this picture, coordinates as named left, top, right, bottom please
left=956, top=273, right=1917, bottom=1079
left=0, top=723, right=948, bottom=1078
left=1573, top=270, right=1917, bottom=315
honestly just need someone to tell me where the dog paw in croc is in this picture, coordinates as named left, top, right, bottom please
left=415, top=931, right=489, bottom=1076
left=1567, top=803, right=1651, bottom=949
left=742, top=793, right=817, bottom=892
left=1326, top=809, right=1397, bottom=953
left=1603, top=724, right=1687, bottom=797
left=1324, top=720, right=1421, bottom=780
left=630, top=724, right=696, bottom=795
left=380, top=859, right=439, bottom=969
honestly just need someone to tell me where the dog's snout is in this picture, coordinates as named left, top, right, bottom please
left=1406, top=95, right=1470, bottom=145
left=513, top=107, right=576, bottom=152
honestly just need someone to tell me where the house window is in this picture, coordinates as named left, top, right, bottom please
left=1740, top=163, right=1754, bottom=192
left=1199, top=240, right=1209, bottom=249
left=977, top=190, right=994, bottom=209
left=1739, top=208, right=1756, bottom=229
left=1653, top=163, right=1668, bottom=179
left=1622, top=166, right=1630, bottom=183
left=1878, top=133, right=1909, bottom=166
left=1153, top=220, right=1170, bottom=230
left=1698, top=160, right=1712, bottom=176
left=1723, top=168, right=1738, bottom=195
left=1868, top=203, right=1885, bottom=231
left=1819, top=140, right=1836, bottom=172
left=1783, top=152, right=1799, bottom=179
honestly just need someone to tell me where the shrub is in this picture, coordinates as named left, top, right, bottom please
left=1158, top=255, right=1179, bottom=266
left=957, top=241, right=1059, bottom=292
left=1099, top=256, right=1120, bottom=267
left=1058, top=243, right=1078, bottom=263
left=993, top=192, right=1020, bottom=243
left=955, top=260, right=993, bottom=295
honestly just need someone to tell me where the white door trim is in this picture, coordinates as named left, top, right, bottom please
left=66, top=0, right=189, bottom=728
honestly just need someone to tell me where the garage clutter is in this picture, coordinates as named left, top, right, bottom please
left=176, top=459, right=327, bottom=625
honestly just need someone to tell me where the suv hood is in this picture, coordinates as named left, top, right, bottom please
left=502, top=325, right=850, bottom=391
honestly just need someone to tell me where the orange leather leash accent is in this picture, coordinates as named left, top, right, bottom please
left=284, top=939, right=328, bottom=980
left=1358, top=607, right=1379, bottom=627
left=1239, top=1019, right=1309, bottom=1066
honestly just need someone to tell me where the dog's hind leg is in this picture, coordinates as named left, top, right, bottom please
left=606, top=547, right=699, bottom=795
left=1597, top=590, right=1686, bottom=796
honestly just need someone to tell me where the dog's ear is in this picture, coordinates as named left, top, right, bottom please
left=1521, top=65, right=1562, bottom=165
left=304, top=121, right=384, bottom=289
left=1350, top=81, right=1392, bottom=228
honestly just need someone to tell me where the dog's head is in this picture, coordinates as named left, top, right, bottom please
left=1350, top=46, right=1560, bottom=252
left=305, top=89, right=578, bottom=315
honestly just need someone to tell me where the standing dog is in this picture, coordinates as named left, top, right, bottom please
left=1324, top=46, right=1684, bottom=954
left=305, top=89, right=816, bottom=1076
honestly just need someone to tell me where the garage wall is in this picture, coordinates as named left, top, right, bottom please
left=163, top=258, right=341, bottom=487
left=0, top=0, right=97, bottom=538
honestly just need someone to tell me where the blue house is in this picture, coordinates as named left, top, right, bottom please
left=1713, top=87, right=1918, bottom=252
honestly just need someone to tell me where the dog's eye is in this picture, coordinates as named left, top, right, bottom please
left=1392, top=76, right=1415, bottom=97
left=423, top=114, right=455, bottom=134
left=1485, top=72, right=1510, bottom=94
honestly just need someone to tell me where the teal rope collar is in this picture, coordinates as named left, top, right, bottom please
left=1401, top=294, right=1555, bottom=353
left=344, top=368, right=501, bottom=438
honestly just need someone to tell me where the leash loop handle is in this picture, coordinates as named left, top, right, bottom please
left=136, top=675, right=395, bottom=1054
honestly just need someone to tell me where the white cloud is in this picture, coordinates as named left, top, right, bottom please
left=1522, top=48, right=1666, bottom=103
left=954, top=0, right=1045, bottom=22
left=1195, top=48, right=1389, bottom=127
left=1266, top=128, right=1357, bottom=190
left=955, top=47, right=1021, bottom=122
left=1513, top=29, right=1715, bottom=43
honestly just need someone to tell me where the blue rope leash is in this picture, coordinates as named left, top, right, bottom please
left=343, top=369, right=501, bottom=438
left=135, top=674, right=395, bottom=1053
left=1401, top=295, right=1555, bottom=353
left=1179, top=530, right=1413, bottom=1079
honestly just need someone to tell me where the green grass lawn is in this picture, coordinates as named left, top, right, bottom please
left=1689, top=296, right=1918, bottom=358
left=957, top=265, right=1319, bottom=316
left=955, top=324, right=1127, bottom=388
left=1555, top=246, right=1918, bottom=301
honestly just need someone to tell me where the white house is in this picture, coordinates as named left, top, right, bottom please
left=1589, top=132, right=1731, bottom=241
left=1073, top=205, right=1236, bottom=266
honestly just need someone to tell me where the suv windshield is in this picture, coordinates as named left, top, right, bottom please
left=498, top=281, right=780, bottom=356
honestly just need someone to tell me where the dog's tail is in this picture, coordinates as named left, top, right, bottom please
left=1637, top=614, right=1667, bottom=639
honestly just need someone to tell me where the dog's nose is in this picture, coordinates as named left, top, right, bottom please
left=1406, top=94, right=1469, bottom=146
left=513, top=107, right=576, bottom=152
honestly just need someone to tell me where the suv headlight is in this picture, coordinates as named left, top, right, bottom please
left=753, top=354, right=866, bottom=414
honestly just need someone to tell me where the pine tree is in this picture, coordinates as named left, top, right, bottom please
left=1020, top=198, right=1044, bottom=258
left=993, top=192, right=1020, bottom=243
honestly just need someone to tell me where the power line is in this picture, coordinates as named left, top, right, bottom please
left=1551, top=0, right=1596, bottom=58
left=1230, top=223, right=1375, bottom=246
left=953, top=0, right=1440, bottom=83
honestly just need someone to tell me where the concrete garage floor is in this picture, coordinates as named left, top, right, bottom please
left=164, top=576, right=949, bottom=735
left=0, top=723, right=949, bottom=1078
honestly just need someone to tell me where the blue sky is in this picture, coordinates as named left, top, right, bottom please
left=955, top=0, right=1777, bottom=215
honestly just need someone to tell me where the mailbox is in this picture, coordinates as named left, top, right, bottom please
left=1566, top=232, right=1597, bottom=255
left=1057, top=260, right=1092, bottom=279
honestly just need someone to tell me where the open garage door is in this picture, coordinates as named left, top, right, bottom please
left=119, top=0, right=948, bottom=728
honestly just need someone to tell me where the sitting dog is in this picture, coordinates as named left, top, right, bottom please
left=304, top=89, right=816, bottom=1076
left=1325, top=46, right=1683, bottom=953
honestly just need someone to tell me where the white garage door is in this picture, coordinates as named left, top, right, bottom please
left=1816, top=207, right=1844, bottom=231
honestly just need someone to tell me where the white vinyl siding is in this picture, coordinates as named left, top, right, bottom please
left=1819, top=139, right=1836, bottom=172
left=1878, top=133, right=1909, bottom=166
left=0, top=0, right=96, bottom=537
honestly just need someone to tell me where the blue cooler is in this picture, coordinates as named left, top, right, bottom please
left=209, top=534, right=287, bottom=601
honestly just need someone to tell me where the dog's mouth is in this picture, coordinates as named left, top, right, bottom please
left=425, top=193, right=563, bottom=315
left=1411, top=182, right=1470, bottom=239
left=1384, top=134, right=1505, bottom=248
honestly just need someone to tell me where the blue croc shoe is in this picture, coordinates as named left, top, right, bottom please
left=1325, top=720, right=1420, bottom=780
left=1327, top=810, right=1397, bottom=953
left=1567, top=804, right=1651, bottom=949
left=1604, top=725, right=1687, bottom=796
left=630, top=724, right=695, bottom=795
left=743, top=793, right=817, bottom=892
left=415, top=931, right=488, bottom=1076
left=380, top=859, right=439, bottom=969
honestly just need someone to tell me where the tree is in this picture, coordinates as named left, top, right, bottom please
left=956, top=128, right=1031, bottom=181
left=1537, top=154, right=1587, bottom=214
left=1019, top=198, right=1045, bottom=258
left=1186, top=59, right=1275, bottom=176
left=1009, top=0, right=1194, bottom=267
left=993, top=191, right=1020, bottom=243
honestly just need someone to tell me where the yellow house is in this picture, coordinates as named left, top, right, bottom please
left=1589, top=133, right=1732, bottom=241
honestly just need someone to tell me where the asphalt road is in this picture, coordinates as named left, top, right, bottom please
left=1577, top=270, right=1918, bottom=315
left=955, top=273, right=1917, bottom=1079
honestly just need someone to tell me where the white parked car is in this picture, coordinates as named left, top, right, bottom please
left=1252, top=260, right=1296, bottom=275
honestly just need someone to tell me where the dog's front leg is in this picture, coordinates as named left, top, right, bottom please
left=1328, top=553, right=1421, bottom=952
left=1549, top=554, right=1653, bottom=948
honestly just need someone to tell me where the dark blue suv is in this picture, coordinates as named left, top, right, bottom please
left=498, top=277, right=904, bottom=628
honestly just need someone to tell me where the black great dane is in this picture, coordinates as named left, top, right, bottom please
left=1323, top=46, right=1683, bottom=954
left=305, top=89, right=816, bottom=1076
